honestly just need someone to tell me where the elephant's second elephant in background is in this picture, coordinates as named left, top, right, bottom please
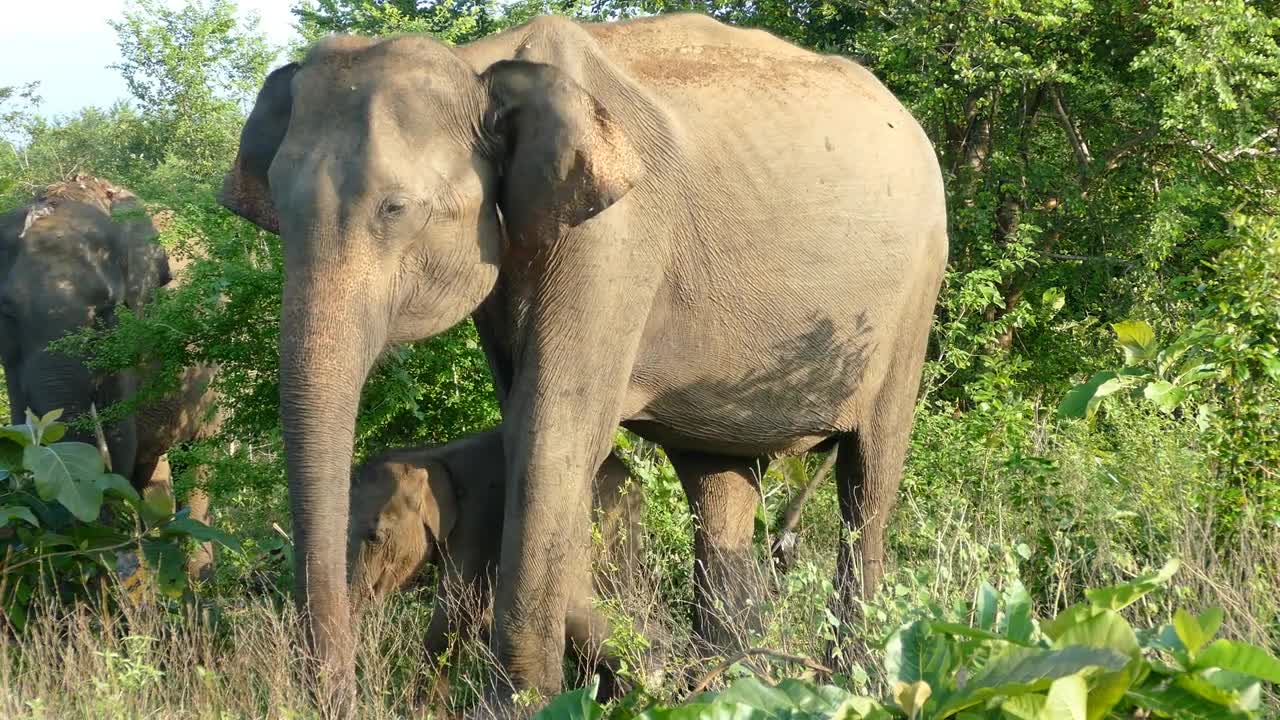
left=1, top=175, right=222, bottom=577
left=222, top=11, right=947, bottom=703
left=347, top=427, right=643, bottom=710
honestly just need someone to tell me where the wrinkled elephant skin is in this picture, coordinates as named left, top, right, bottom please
left=222, top=13, right=948, bottom=708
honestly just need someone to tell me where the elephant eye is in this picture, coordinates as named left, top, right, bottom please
left=378, top=195, right=411, bottom=220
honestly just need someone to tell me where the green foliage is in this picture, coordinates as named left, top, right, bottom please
left=109, top=0, right=276, bottom=176
left=1060, top=214, right=1280, bottom=526
left=0, top=409, right=236, bottom=630
left=537, top=564, right=1280, bottom=719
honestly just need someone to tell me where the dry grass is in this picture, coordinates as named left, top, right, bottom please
left=2, top=411, right=1277, bottom=718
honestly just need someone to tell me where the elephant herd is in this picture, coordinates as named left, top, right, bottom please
left=2, top=11, right=946, bottom=718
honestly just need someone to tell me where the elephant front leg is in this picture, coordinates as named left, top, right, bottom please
left=667, top=449, right=769, bottom=657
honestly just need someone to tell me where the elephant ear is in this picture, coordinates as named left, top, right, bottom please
left=219, top=62, right=300, bottom=233
left=483, top=60, right=643, bottom=250
left=411, top=461, right=458, bottom=544
left=107, top=199, right=170, bottom=312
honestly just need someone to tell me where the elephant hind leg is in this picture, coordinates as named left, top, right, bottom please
left=829, top=373, right=918, bottom=666
left=666, top=449, right=769, bottom=658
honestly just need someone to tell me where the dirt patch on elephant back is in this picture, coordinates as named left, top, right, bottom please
left=32, top=174, right=138, bottom=216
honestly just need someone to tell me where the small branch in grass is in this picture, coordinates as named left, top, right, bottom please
left=2, top=539, right=138, bottom=573
left=771, top=449, right=838, bottom=570
left=685, top=649, right=833, bottom=698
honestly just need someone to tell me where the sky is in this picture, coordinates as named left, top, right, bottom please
left=0, top=0, right=300, bottom=119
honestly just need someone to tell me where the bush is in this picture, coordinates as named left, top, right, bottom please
left=536, top=561, right=1280, bottom=719
left=0, top=409, right=236, bottom=630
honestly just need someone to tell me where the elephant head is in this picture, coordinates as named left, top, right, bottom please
left=219, top=35, right=641, bottom=687
left=347, top=451, right=457, bottom=609
left=0, top=176, right=170, bottom=478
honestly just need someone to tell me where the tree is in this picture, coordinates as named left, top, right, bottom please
left=110, top=0, right=276, bottom=176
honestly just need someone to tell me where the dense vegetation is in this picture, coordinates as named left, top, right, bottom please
left=1, top=0, right=1277, bottom=717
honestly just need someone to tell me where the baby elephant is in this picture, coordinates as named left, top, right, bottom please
left=347, top=428, right=642, bottom=709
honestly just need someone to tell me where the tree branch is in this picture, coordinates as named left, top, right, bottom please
left=1050, top=84, right=1093, bottom=180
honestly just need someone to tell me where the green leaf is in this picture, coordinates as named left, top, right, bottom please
left=1084, top=559, right=1179, bottom=611
left=0, top=505, right=39, bottom=528
left=40, top=422, right=66, bottom=445
left=0, top=425, right=36, bottom=448
left=975, top=581, right=998, bottom=631
left=95, top=473, right=141, bottom=505
left=141, top=484, right=176, bottom=524
left=1058, top=371, right=1117, bottom=419
left=715, top=677, right=853, bottom=716
left=885, top=621, right=952, bottom=691
left=1042, top=675, right=1087, bottom=720
left=140, top=539, right=188, bottom=599
left=0, top=438, right=22, bottom=473
left=1042, top=287, right=1066, bottom=313
left=1193, top=640, right=1280, bottom=682
left=639, top=704, right=764, bottom=720
left=1049, top=611, right=1140, bottom=720
left=937, top=646, right=1128, bottom=716
left=1002, top=580, right=1033, bottom=643
left=1052, top=610, right=1140, bottom=658
left=1196, top=608, right=1225, bottom=643
left=1142, top=380, right=1187, bottom=413
left=1041, top=604, right=1097, bottom=642
left=160, top=517, right=240, bottom=550
left=22, top=443, right=106, bottom=522
left=998, top=694, right=1044, bottom=719
left=1173, top=609, right=1208, bottom=656
left=534, top=679, right=602, bottom=720
left=1126, top=681, right=1244, bottom=712
left=928, top=622, right=1027, bottom=646
left=38, top=408, right=63, bottom=427
left=1113, top=320, right=1157, bottom=365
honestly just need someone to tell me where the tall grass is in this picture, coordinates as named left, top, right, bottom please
left=2, top=405, right=1276, bottom=718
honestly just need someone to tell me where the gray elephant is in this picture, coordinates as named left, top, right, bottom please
left=348, top=427, right=642, bottom=711
left=0, top=176, right=221, bottom=577
left=221, top=12, right=947, bottom=705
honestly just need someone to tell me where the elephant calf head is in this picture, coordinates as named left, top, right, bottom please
left=347, top=450, right=459, bottom=606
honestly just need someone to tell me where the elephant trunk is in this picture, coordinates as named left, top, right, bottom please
left=17, top=351, right=138, bottom=479
left=279, top=267, right=386, bottom=711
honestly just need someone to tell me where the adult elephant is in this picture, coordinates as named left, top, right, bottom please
left=1, top=176, right=221, bottom=576
left=221, top=12, right=947, bottom=706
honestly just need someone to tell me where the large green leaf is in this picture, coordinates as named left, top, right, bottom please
left=95, top=473, right=141, bottom=505
left=160, top=517, right=241, bottom=551
left=0, top=425, right=36, bottom=447
left=1193, top=640, right=1280, bottom=682
left=1113, top=320, right=1157, bottom=366
left=975, top=581, right=998, bottom=631
left=1084, top=559, right=1179, bottom=611
left=639, top=703, right=765, bottom=720
left=0, top=505, right=39, bottom=528
left=141, top=484, right=176, bottom=525
left=1002, top=580, right=1034, bottom=643
left=140, top=539, right=188, bottom=599
left=1052, top=610, right=1139, bottom=658
left=1173, top=609, right=1209, bottom=656
left=998, top=694, right=1045, bottom=720
left=714, top=678, right=853, bottom=717
left=1058, top=371, right=1118, bottom=419
left=1126, top=681, right=1244, bottom=712
left=534, top=679, right=601, bottom=720
left=937, top=646, right=1129, bottom=717
left=885, top=621, right=952, bottom=692
left=1042, top=675, right=1087, bottom=720
left=1142, top=381, right=1187, bottom=413
left=23, top=442, right=107, bottom=522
